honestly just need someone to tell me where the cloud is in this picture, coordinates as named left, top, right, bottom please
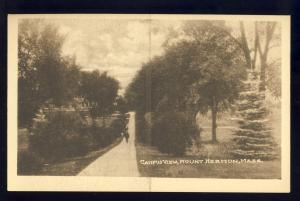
left=51, top=18, right=181, bottom=94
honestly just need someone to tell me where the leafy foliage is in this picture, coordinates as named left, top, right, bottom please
left=125, top=41, right=202, bottom=113
left=115, top=96, right=129, bottom=114
left=182, top=21, right=247, bottom=110
left=79, top=70, right=119, bottom=119
left=152, top=111, right=200, bottom=156
left=126, top=21, right=247, bottom=144
left=266, top=60, right=281, bottom=98
left=30, top=111, right=90, bottom=161
left=86, top=116, right=125, bottom=149
left=183, top=21, right=247, bottom=142
left=28, top=111, right=126, bottom=163
left=18, top=20, right=81, bottom=127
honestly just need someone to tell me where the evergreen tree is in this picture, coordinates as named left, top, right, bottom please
left=231, top=70, right=277, bottom=160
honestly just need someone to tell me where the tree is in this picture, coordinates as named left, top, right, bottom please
left=239, top=21, right=278, bottom=92
left=232, top=70, right=277, bottom=160
left=80, top=70, right=119, bottom=126
left=61, top=56, right=81, bottom=102
left=256, top=22, right=277, bottom=91
left=115, top=96, right=129, bottom=114
left=18, top=20, right=42, bottom=127
left=125, top=41, right=202, bottom=115
left=228, top=22, right=279, bottom=159
left=18, top=20, right=80, bottom=127
left=35, top=23, right=69, bottom=106
left=183, top=21, right=247, bottom=143
left=125, top=41, right=202, bottom=145
left=126, top=21, right=247, bottom=144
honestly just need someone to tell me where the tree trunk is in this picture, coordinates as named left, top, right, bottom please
left=259, top=56, right=267, bottom=91
left=211, top=109, right=217, bottom=143
left=211, top=97, right=218, bottom=143
left=257, top=22, right=276, bottom=92
left=239, top=22, right=252, bottom=70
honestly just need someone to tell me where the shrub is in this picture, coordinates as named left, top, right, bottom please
left=88, top=117, right=124, bottom=149
left=151, top=111, right=200, bottom=156
left=135, top=112, right=148, bottom=143
left=110, top=116, right=127, bottom=137
left=88, top=125, right=111, bottom=148
left=29, top=111, right=90, bottom=162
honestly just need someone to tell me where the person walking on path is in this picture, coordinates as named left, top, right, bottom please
left=78, top=112, right=139, bottom=177
left=124, top=128, right=129, bottom=143
left=123, top=116, right=129, bottom=143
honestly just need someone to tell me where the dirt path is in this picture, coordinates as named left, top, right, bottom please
left=78, top=112, right=140, bottom=177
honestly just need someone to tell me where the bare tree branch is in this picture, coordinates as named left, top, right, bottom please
left=239, top=21, right=252, bottom=69
left=256, top=22, right=263, bottom=59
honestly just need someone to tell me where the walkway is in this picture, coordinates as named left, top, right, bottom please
left=78, top=112, right=140, bottom=177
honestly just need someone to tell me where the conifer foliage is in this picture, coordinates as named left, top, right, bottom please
left=231, top=70, right=277, bottom=160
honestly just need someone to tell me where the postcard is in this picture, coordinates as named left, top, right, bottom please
left=7, top=14, right=290, bottom=192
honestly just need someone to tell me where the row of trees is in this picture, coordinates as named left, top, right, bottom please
left=18, top=20, right=123, bottom=128
left=126, top=20, right=280, bottom=157
left=126, top=21, right=247, bottom=144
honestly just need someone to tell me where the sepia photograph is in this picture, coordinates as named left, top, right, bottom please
left=7, top=14, right=290, bottom=192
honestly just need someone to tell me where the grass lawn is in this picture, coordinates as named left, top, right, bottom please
left=32, top=137, right=123, bottom=176
left=136, top=111, right=281, bottom=179
left=136, top=142, right=281, bottom=179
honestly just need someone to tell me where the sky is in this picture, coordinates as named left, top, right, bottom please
left=48, top=19, right=182, bottom=95
left=46, top=18, right=280, bottom=95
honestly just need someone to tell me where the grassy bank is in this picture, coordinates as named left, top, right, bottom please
left=136, top=113, right=281, bottom=179
left=30, top=136, right=123, bottom=176
left=17, top=113, right=126, bottom=175
left=136, top=142, right=281, bottom=179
